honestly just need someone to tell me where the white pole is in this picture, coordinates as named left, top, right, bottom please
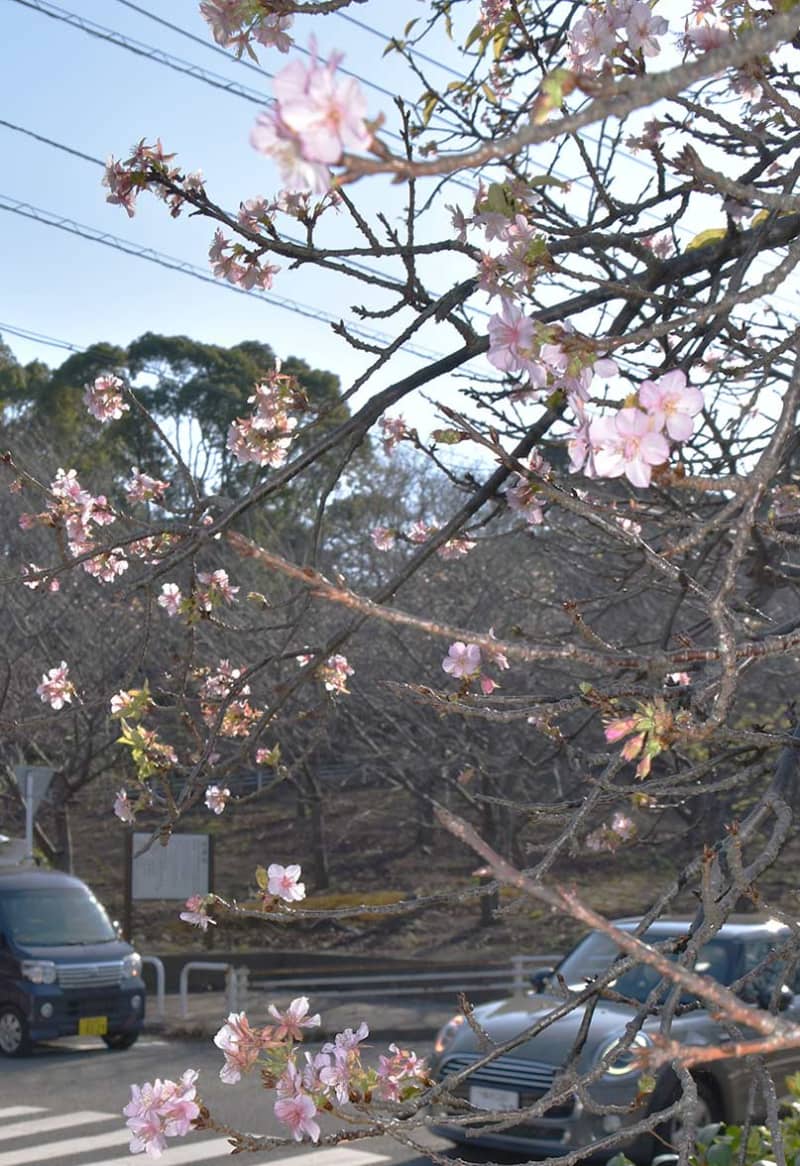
left=25, top=771, right=33, bottom=860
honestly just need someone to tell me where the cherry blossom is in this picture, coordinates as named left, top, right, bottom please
left=442, top=642, right=482, bottom=679
left=267, top=862, right=306, bottom=902
left=124, top=1070, right=200, bottom=1157
left=638, top=369, right=705, bottom=442
left=438, top=536, right=476, bottom=559
left=590, top=408, right=670, bottom=488
left=83, top=374, right=130, bottom=422
left=197, top=569, right=239, bottom=609
left=179, top=894, right=217, bottom=931
left=21, top=564, right=59, bottom=592
left=371, top=526, right=396, bottom=551
left=200, top=1, right=294, bottom=57
left=375, top=1044, right=429, bottom=1101
left=204, top=784, right=231, bottom=815
left=625, top=2, right=668, bottom=56
left=251, top=49, right=373, bottom=193
left=487, top=301, right=538, bottom=376
left=380, top=415, right=408, bottom=454
left=213, top=1011, right=265, bottom=1084
left=126, top=468, right=169, bottom=504
left=36, top=661, right=75, bottom=709
left=268, top=996, right=321, bottom=1041
left=113, top=789, right=135, bottom=824
left=317, top=654, right=354, bottom=695
left=274, top=1090, right=320, bottom=1142
left=157, top=583, right=183, bottom=617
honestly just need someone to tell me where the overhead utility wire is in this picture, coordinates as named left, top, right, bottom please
left=0, top=195, right=445, bottom=362
left=0, top=321, right=83, bottom=354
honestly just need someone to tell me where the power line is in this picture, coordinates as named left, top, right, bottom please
left=0, top=321, right=83, bottom=354
left=0, top=195, right=446, bottom=361
left=0, top=117, right=491, bottom=322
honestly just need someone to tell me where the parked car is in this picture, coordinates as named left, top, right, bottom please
left=0, top=867, right=145, bottom=1056
left=431, top=917, right=800, bottom=1162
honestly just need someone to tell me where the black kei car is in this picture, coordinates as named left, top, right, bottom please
left=431, top=917, right=800, bottom=1162
left=0, top=867, right=145, bottom=1056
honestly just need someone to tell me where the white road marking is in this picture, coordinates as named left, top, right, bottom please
left=0, top=1113, right=45, bottom=1123
left=0, top=1112, right=116, bottom=1142
left=0, top=1128, right=130, bottom=1166
left=100, top=1142, right=392, bottom=1166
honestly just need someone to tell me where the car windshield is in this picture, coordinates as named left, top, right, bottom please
left=555, top=929, right=734, bottom=1004
left=0, top=886, right=117, bottom=945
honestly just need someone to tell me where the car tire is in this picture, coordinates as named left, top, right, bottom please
left=0, top=1005, right=32, bottom=1057
left=102, top=1031, right=139, bottom=1051
left=662, top=1076, right=722, bottom=1150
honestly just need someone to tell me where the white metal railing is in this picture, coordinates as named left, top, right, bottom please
left=178, top=961, right=241, bottom=1019
left=246, top=954, right=561, bottom=1002
left=142, top=955, right=165, bottom=1020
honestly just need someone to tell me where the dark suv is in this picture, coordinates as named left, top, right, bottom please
left=0, top=867, right=145, bottom=1056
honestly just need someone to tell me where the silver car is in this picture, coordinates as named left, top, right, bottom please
left=431, top=917, right=800, bottom=1162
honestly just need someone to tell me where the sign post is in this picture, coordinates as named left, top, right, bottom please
left=12, top=766, right=54, bottom=861
left=124, top=833, right=213, bottom=942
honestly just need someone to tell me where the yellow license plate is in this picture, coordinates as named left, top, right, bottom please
left=78, top=1016, right=108, bottom=1036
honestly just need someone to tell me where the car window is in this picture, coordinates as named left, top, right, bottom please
left=0, top=887, right=117, bottom=945
left=556, top=929, right=733, bottom=1003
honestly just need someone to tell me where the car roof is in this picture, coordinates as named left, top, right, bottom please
left=0, top=867, right=90, bottom=892
left=612, top=916, right=789, bottom=940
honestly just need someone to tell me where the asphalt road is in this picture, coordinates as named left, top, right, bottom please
left=0, top=1033, right=465, bottom=1166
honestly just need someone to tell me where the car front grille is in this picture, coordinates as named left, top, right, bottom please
left=439, top=1052, right=575, bottom=1120
left=58, top=961, right=124, bottom=990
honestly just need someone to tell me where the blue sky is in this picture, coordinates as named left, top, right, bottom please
left=1, top=0, right=478, bottom=421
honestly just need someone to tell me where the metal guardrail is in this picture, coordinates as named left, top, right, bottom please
left=247, top=954, right=561, bottom=1002
left=179, top=961, right=241, bottom=1019
left=142, top=955, right=165, bottom=1020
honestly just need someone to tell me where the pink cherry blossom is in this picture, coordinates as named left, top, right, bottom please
left=179, top=894, right=216, bottom=931
left=380, top=415, right=408, bottom=454
left=638, top=369, right=704, bottom=442
left=375, top=1043, right=428, bottom=1101
left=274, top=1090, right=320, bottom=1142
left=624, top=1, right=668, bottom=56
left=157, top=583, right=183, bottom=617
left=124, top=1070, right=200, bottom=1157
left=437, top=536, right=476, bottom=559
left=371, top=526, right=396, bottom=551
left=590, top=408, right=670, bottom=487
left=204, top=784, right=231, bottom=815
left=36, top=661, right=75, bottom=709
left=114, top=789, right=135, bottom=824
left=268, top=996, right=321, bottom=1041
left=197, top=569, right=239, bottom=609
left=317, top=654, right=354, bottom=695
left=267, top=863, right=306, bottom=902
left=126, top=468, right=169, bottom=504
left=213, top=1011, right=265, bottom=1083
left=487, top=302, right=536, bottom=375
left=251, top=49, right=372, bottom=194
left=83, top=374, right=129, bottom=422
left=442, top=642, right=482, bottom=679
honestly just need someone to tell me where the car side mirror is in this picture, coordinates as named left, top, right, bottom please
left=530, top=967, right=555, bottom=993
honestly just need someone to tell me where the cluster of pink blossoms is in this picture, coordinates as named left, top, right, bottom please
left=204, top=783, right=231, bottom=815
left=124, top=1069, right=200, bottom=1157
left=569, top=370, right=704, bottom=488
left=370, top=521, right=476, bottom=559
left=209, top=228, right=281, bottom=291
left=198, top=660, right=262, bottom=738
left=103, top=140, right=204, bottom=219
left=585, top=810, right=637, bottom=853
left=442, top=637, right=510, bottom=695
left=227, top=368, right=302, bottom=468
left=83, top=373, right=130, bottom=422
left=251, top=48, right=373, bottom=193
left=204, top=998, right=428, bottom=1141
left=200, top=0, right=294, bottom=57
left=126, top=467, right=170, bottom=505
left=506, top=451, right=552, bottom=527
left=20, top=467, right=122, bottom=575
left=567, top=1, right=669, bottom=72
left=297, top=653, right=354, bottom=695
left=36, top=661, right=76, bottom=710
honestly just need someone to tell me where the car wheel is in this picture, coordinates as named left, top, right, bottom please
left=0, top=1005, right=32, bottom=1057
left=102, top=1031, right=139, bottom=1051
left=664, top=1076, right=722, bottom=1148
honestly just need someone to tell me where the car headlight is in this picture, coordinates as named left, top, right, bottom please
left=122, top=952, right=142, bottom=979
left=434, top=1013, right=466, bottom=1055
left=22, top=959, right=58, bottom=985
left=596, top=1031, right=652, bottom=1077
